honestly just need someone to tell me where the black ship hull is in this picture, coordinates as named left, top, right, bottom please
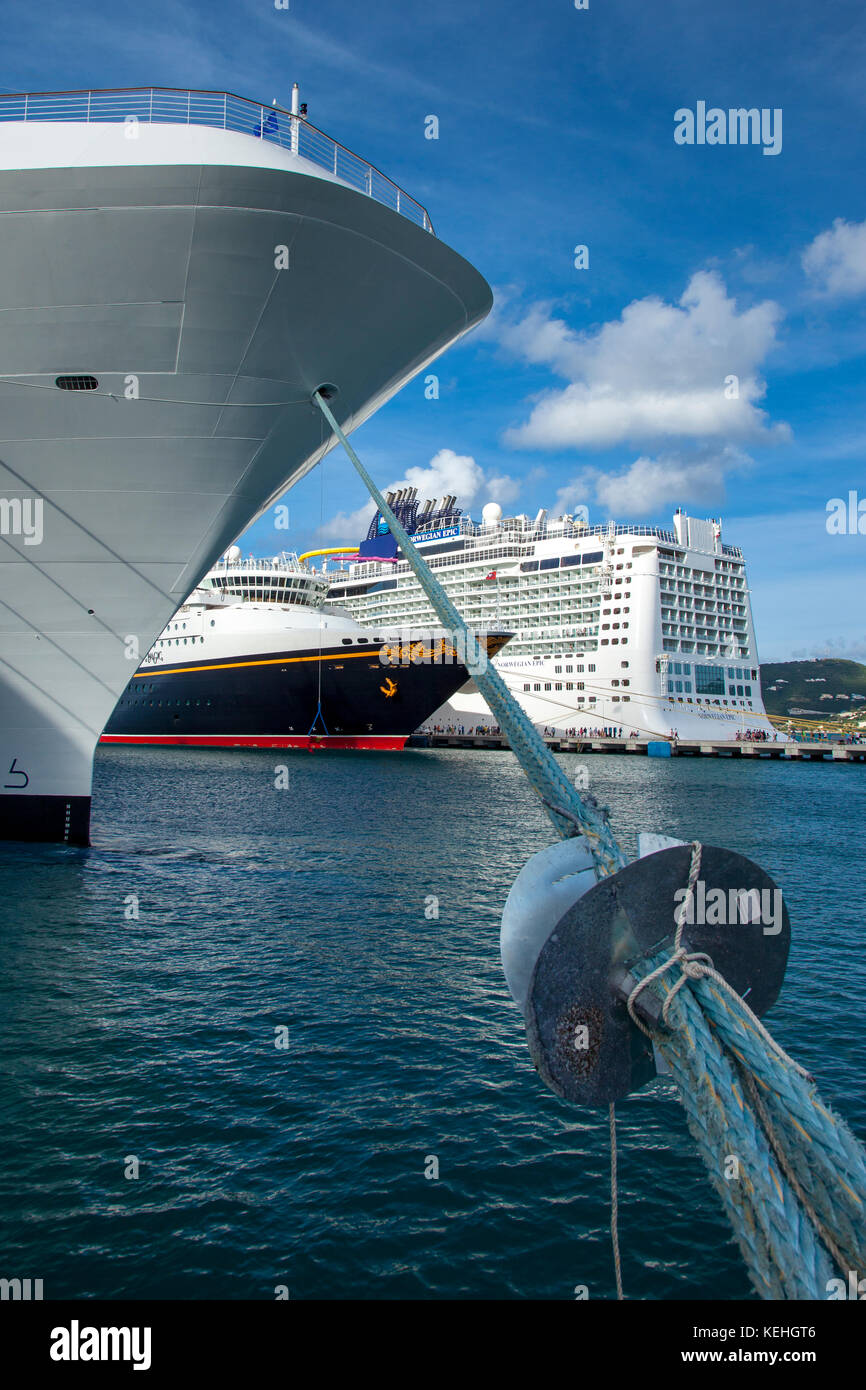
left=101, top=635, right=509, bottom=749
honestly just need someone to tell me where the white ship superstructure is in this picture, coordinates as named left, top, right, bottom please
left=0, top=87, right=491, bottom=842
left=323, top=496, right=774, bottom=741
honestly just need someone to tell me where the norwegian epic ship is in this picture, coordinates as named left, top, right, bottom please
left=322, top=494, right=775, bottom=741
left=0, top=86, right=491, bottom=843
left=101, top=550, right=509, bottom=748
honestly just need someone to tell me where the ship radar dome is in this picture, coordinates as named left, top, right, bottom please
left=482, top=502, right=503, bottom=525
left=225, top=544, right=242, bottom=562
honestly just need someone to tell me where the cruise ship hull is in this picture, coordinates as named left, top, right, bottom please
left=446, top=674, right=775, bottom=742
left=0, top=121, right=492, bottom=842
left=101, top=634, right=511, bottom=750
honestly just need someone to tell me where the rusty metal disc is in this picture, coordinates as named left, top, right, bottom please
left=525, top=843, right=791, bottom=1106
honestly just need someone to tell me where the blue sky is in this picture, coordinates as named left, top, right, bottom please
left=5, top=0, right=866, bottom=660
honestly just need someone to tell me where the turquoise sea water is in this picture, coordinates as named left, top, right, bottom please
left=0, top=746, right=863, bottom=1300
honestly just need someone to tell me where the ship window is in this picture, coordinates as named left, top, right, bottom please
left=539, top=557, right=559, bottom=570
left=520, top=561, right=539, bottom=573
left=533, top=683, right=541, bottom=691
left=210, top=620, right=215, bottom=626
left=696, top=664, right=725, bottom=695
left=544, top=683, right=552, bottom=690
left=744, top=685, right=752, bottom=696
left=523, top=683, right=531, bottom=691
left=342, top=639, right=352, bottom=645
left=577, top=682, right=584, bottom=690
left=55, top=374, right=99, bottom=391
left=562, top=555, right=581, bottom=567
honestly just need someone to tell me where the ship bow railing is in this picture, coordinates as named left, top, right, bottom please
left=0, top=86, right=433, bottom=232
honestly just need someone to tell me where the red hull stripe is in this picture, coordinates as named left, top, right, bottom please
left=99, top=733, right=407, bottom=750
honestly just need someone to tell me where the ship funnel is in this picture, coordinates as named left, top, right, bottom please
left=534, top=508, right=547, bottom=528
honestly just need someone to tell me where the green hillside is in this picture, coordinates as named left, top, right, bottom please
left=760, top=658, right=866, bottom=721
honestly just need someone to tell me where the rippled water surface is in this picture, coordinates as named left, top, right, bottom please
left=1, top=746, right=863, bottom=1299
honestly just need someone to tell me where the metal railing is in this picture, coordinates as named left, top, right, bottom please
left=0, top=86, right=434, bottom=233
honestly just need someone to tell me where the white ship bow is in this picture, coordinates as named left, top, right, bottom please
left=0, top=88, right=492, bottom=842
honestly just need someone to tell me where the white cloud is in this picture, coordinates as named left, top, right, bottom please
left=317, top=500, right=379, bottom=542
left=317, top=448, right=519, bottom=539
left=492, top=272, right=786, bottom=451
left=554, top=446, right=750, bottom=519
left=802, top=218, right=866, bottom=297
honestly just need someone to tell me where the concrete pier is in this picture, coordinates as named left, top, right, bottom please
left=408, top=733, right=866, bottom=762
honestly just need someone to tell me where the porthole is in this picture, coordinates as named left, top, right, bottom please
left=55, top=375, right=98, bottom=391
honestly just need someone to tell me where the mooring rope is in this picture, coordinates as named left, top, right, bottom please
left=312, top=391, right=625, bottom=876
left=311, top=388, right=866, bottom=1301
left=609, top=1102, right=624, bottom=1300
left=626, top=903, right=866, bottom=1297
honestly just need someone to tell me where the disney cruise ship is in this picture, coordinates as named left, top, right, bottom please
left=0, top=86, right=491, bottom=842
left=322, top=494, right=774, bottom=741
left=101, top=550, right=509, bottom=749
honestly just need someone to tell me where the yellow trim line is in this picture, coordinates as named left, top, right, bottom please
left=133, top=634, right=503, bottom=679
left=134, top=649, right=382, bottom=677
